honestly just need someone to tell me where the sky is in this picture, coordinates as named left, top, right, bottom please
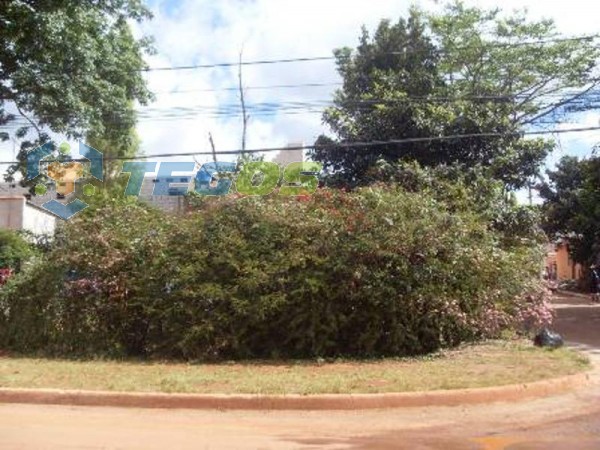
left=131, top=0, right=600, bottom=170
left=1, top=0, right=599, bottom=195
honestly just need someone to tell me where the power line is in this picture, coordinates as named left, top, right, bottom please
left=143, top=56, right=334, bottom=72
left=2, top=88, right=597, bottom=127
left=1, top=125, right=597, bottom=165
left=142, top=34, right=600, bottom=72
left=125, top=126, right=600, bottom=158
left=153, top=82, right=342, bottom=94
left=2, top=78, right=599, bottom=131
left=0, top=108, right=325, bottom=129
left=136, top=92, right=597, bottom=113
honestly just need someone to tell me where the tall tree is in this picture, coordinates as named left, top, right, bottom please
left=540, top=152, right=600, bottom=265
left=312, top=2, right=600, bottom=188
left=84, top=120, right=141, bottom=201
left=0, top=0, right=153, bottom=184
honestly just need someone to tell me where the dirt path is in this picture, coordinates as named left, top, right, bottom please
left=0, top=291, right=598, bottom=449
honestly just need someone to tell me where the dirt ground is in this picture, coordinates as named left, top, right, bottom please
left=0, top=291, right=598, bottom=449
left=553, top=291, right=600, bottom=348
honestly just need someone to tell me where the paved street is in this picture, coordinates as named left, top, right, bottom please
left=0, top=292, right=598, bottom=449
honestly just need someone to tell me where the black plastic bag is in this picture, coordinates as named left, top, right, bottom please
left=533, top=328, right=564, bottom=349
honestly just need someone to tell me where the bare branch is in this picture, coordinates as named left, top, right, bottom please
left=514, top=78, right=556, bottom=110
left=15, top=103, right=42, bottom=141
left=208, top=132, right=217, bottom=164
left=238, top=49, right=248, bottom=155
left=521, top=78, right=600, bottom=125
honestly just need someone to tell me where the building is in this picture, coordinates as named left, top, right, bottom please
left=0, top=184, right=56, bottom=235
left=545, top=240, right=583, bottom=281
left=138, top=175, right=192, bottom=214
left=271, top=142, right=304, bottom=167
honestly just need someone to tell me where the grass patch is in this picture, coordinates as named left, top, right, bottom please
left=0, top=341, right=590, bottom=395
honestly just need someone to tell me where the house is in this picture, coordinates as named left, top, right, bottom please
left=545, top=240, right=583, bottom=281
left=0, top=183, right=56, bottom=235
left=139, top=175, right=192, bottom=214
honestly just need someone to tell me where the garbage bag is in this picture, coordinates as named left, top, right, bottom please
left=533, top=328, right=564, bottom=349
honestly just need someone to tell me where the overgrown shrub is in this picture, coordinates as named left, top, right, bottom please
left=0, top=229, right=37, bottom=270
left=0, top=187, right=550, bottom=360
left=369, top=160, right=545, bottom=246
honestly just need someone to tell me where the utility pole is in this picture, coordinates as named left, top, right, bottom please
left=238, top=49, right=249, bottom=156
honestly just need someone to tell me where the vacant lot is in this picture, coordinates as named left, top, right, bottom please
left=0, top=341, right=589, bottom=395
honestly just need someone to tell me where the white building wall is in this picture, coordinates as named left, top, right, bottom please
left=22, top=203, right=56, bottom=235
left=271, top=142, right=304, bottom=167
left=0, top=197, right=55, bottom=235
left=139, top=176, right=191, bottom=214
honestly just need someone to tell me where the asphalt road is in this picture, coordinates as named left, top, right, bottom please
left=0, top=291, right=598, bottom=449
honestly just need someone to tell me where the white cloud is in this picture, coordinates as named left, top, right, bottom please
left=134, top=0, right=600, bottom=168
left=135, top=0, right=414, bottom=165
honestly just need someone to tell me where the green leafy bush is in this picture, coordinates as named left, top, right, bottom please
left=369, top=160, right=545, bottom=246
left=0, top=229, right=37, bottom=270
left=0, top=188, right=550, bottom=360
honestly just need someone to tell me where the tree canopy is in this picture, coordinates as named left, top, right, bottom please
left=311, top=1, right=600, bottom=189
left=539, top=152, right=600, bottom=265
left=0, top=0, right=153, bottom=182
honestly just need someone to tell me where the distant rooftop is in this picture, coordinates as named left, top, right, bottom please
left=0, top=183, right=28, bottom=197
left=0, top=183, right=56, bottom=207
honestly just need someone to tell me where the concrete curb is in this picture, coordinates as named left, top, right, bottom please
left=0, top=371, right=592, bottom=410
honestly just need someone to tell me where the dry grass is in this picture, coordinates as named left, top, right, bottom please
left=0, top=341, right=589, bottom=395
